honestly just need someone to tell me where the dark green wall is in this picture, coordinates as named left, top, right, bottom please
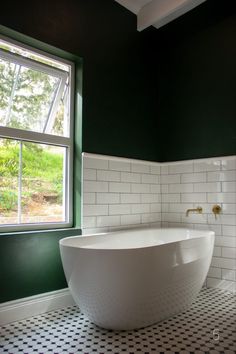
left=0, top=23, right=83, bottom=303
left=0, top=0, right=158, bottom=303
left=156, top=0, right=236, bottom=161
left=1, top=0, right=236, bottom=303
left=0, top=0, right=158, bottom=162
left=0, top=229, right=81, bottom=302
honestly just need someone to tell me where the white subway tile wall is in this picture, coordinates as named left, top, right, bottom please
left=161, top=156, right=236, bottom=293
left=82, top=154, right=162, bottom=234
left=82, top=154, right=236, bottom=292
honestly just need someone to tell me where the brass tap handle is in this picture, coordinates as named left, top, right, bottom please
left=212, top=205, right=221, bottom=219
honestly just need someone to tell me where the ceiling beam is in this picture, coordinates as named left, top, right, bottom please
left=115, top=0, right=141, bottom=15
left=137, top=0, right=207, bottom=31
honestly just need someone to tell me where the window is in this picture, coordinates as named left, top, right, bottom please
left=0, top=35, right=74, bottom=231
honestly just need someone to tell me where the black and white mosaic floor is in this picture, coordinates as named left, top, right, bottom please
left=0, top=288, right=235, bottom=354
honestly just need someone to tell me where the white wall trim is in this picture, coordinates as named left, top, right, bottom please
left=0, top=288, right=75, bottom=325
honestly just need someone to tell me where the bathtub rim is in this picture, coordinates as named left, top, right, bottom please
left=59, top=227, right=215, bottom=251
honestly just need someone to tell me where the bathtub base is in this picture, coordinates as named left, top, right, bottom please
left=70, top=275, right=204, bottom=330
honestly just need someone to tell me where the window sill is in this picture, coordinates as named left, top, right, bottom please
left=0, top=227, right=81, bottom=238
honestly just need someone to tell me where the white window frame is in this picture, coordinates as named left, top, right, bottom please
left=0, top=34, right=74, bottom=232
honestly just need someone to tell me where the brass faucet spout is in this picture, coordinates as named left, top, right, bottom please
left=186, top=207, right=203, bottom=217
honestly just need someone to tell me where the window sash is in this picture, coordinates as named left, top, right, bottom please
left=0, top=48, right=68, bottom=80
left=0, top=48, right=69, bottom=136
left=0, top=126, right=72, bottom=147
left=0, top=138, right=73, bottom=232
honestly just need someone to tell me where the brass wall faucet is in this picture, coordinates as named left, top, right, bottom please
left=186, top=207, right=203, bottom=217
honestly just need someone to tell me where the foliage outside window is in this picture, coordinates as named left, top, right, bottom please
left=0, top=36, right=74, bottom=231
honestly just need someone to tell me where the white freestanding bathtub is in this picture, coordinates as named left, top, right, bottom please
left=60, top=228, right=214, bottom=330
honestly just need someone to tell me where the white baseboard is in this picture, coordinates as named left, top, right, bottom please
left=0, top=288, right=75, bottom=326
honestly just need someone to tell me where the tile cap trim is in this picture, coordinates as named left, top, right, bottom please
left=83, top=152, right=236, bottom=167
left=83, top=152, right=161, bottom=166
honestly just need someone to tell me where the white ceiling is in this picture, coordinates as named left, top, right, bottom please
left=115, top=0, right=207, bottom=31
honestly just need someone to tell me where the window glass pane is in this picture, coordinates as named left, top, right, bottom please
left=21, top=142, right=66, bottom=224
left=0, top=138, right=19, bottom=225
left=0, top=138, right=67, bottom=227
left=0, top=58, right=69, bottom=136
left=0, top=59, right=15, bottom=123
left=52, top=84, right=70, bottom=137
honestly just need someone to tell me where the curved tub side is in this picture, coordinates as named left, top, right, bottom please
left=60, top=232, right=214, bottom=330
